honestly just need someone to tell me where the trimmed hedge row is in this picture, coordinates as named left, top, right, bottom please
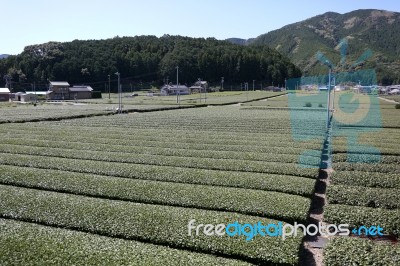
left=330, top=170, right=400, bottom=189
left=0, top=126, right=323, bottom=150
left=333, top=153, right=400, bottom=164
left=0, top=133, right=320, bottom=157
left=0, top=158, right=316, bottom=196
left=0, top=219, right=250, bottom=266
left=0, top=141, right=322, bottom=165
left=327, top=184, right=400, bottom=209
left=332, top=145, right=400, bottom=156
left=0, top=127, right=323, bottom=149
left=324, top=237, right=400, bottom=266
left=0, top=185, right=303, bottom=265
left=0, top=152, right=320, bottom=178
left=324, top=204, right=400, bottom=236
left=333, top=162, right=400, bottom=174
left=0, top=165, right=311, bottom=223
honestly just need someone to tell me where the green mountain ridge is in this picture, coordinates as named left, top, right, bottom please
left=251, top=9, right=400, bottom=85
left=0, top=36, right=300, bottom=91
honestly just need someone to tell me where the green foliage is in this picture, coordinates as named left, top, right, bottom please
left=0, top=165, right=311, bottom=223
left=396, top=104, right=400, bottom=109
left=324, top=204, right=400, bottom=236
left=0, top=185, right=303, bottom=265
left=0, top=36, right=301, bottom=91
left=250, top=9, right=400, bottom=85
left=324, top=237, right=400, bottom=266
left=91, top=91, right=102, bottom=99
left=304, top=102, right=312, bottom=107
left=0, top=151, right=319, bottom=179
left=0, top=105, right=328, bottom=264
left=0, top=219, right=249, bottom=266
left=334, top=154, right=400, bottom=164
left=327, top=184, right=400, bottom=209
left=330, top=170, right=400, bottom=189
left=333, top=162, right=400, bottom=174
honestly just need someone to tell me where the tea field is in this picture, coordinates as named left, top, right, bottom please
left=0, top=91, right=398, bottom=265
left=0, top=101, right=328, bottom=265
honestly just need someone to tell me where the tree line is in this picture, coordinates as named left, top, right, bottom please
left=0, top=35, right=301, bottom=91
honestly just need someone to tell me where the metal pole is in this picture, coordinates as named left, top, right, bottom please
left=108, top=75, right=110, bottom=99
left=176, top=66, right=179, bottom=104
left=246, top=82, right=248, bottom=101
left=198, top=78, right=201, bottom=103
left=332, top=76, right=336, bottom=110
left=34, top=82, right=36, bottom=103
left=326, top=67, right=331, bottom=128
left=204, top=80, right=207, bottom=103
left=115, top=72, right=121, bottom=113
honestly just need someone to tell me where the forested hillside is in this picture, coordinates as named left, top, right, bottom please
left=250, top=9, right=400, bottom=85
left=0, top=35, right=301, bottom=91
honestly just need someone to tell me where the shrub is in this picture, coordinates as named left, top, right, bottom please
left=0, top=185, right=303, bottom=265
left=327, top=184, right=400, bottom=209
left=331, top=170, right=400, bottom=189
left=304, top=102, right=312, bottom=107
left=395, top=104, right=400, bottom=109
left=0, top=165, right=311, bottom=223
left=324, top=204, right=400, bottom=236
left=324, top=237, right=400, bottom=266
left=91, top=91, right=102, bottom=99
left=0, top=219, right=248, bottom=266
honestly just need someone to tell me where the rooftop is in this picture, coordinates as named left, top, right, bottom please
left=0, top=88, right=10, bottom=93
left=50, top=81, right=70, bottom=87
left=69, top=86, right=93, bottom=92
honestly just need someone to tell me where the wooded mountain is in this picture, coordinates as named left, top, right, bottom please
left=249, top=9, right=400, bottom=85
left=0, top=35, right=300, bottom=91
left=0, top=54, right=9, bottom=59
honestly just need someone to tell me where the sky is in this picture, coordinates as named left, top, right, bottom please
left=1, top=0, right=400, bottom=54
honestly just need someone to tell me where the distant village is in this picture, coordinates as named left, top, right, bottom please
left=0, top=81, right=93, bottom=102
left=0, top=80, right=399, bottom=103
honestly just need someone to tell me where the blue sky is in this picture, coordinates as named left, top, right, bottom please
left=2, top=0, right=399, bottom=54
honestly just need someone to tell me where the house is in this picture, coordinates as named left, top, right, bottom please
left=0, top=88, right=10, bottom=101
left=69, top=86, right=93, bottom=99
left=48, top=81, right=70, bottom=100
left=189, top=81, right=208, bottom=93
left=47, top=81, right=93, bottom=100
left=160, top=84, right=190, bottom=96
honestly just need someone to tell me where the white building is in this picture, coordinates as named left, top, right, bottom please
left=160, top=84, right=190, bottom=96
left=0, top=88, right=10, bottom=101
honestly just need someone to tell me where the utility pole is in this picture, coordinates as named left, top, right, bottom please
left=108, top=75, right=111, bottom=99
left=204, top=79, right=207, bottom=103
left=115, top=72, right=121, bottom=113
left=176, top=66, right=179, bottom=105
left=198, top=78, right=201, bottom=103
left=326, top=67, right=332, bottom=128
left=253, top=80, right=255, bottom=91
left=332, top=76, right=336, bottom=111
left=245, top=82, right=249, bottom=101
